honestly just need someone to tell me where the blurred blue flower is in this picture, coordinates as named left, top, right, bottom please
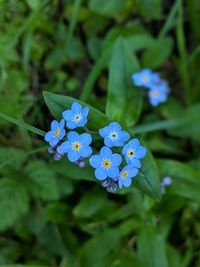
left=161, top=176, right=172, bottom=193
left=58, top=131, right=92, bottom=162
left=99, top=122, right=130, bottom=148
left=102, top=178, right=118, bottom=193
left=122, top=138, right=147, bottom=168
left=132, top=68, right=154, bottom=87
left=90, top=146, right=122, bottom=180
left=44, top=119, right=65, bottom=147
left=62, top=102, right=89, bottom=129
left=118, top=165, right=138, bottom=189
left=148, top=81, right=170, bottom=106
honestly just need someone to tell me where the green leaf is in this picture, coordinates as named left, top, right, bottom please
left=0, top=178, right=29, bottom=231
left=106, top=37, right=142, bottom=126
left=25, top=160, right=59, bottom=201
left=137, top=224, right=168, bottom=267
left=133, top=143, right=161, bottom=201
left=89, top=0, right=125, bottom=17
left=0, top=112, right=45, bottom=136
left=142, top=37, right=173, bottom=68
left=157, top=159, right=200, bottom=201
left=43, top=91, right=110, bottom=130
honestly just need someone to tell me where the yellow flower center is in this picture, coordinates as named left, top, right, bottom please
left=128, top=149, right=134, bottom=158
left=141, top=76, right=149, bottom=82
left=102, top=159, right=111, bottom=169
left=73, top=114, right=82, bottom=122
left=72, top=142, right=81, bottom=151
left=121, top=171, right=128, bottom=178
left=152, top=90, right=158, bottom=97
left=54, top=129, right=61, bottom=137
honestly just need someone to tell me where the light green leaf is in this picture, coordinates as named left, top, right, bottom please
left=137, top=224, right=168, bottom=267
left=106, top=37, right=142, bottom=126
left=89, top=0, right=125, bottom=17
left=0, top=179, right=29, bottom=231
left=157, top=159, right=200, bottom=201
left=43, top=91, right=110, bottom=130
left=142, top=37, right=173, bottom=68
left=25, top=160, right=59, bottom=201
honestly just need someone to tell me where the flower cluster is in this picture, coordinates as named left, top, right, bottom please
left=90, top=122, right=147, bottom=193
left=44, top=103, right=147, bottom=193
left=132, top=68, right=170, bottom=106
left=44, top=102, right=92, bottom=165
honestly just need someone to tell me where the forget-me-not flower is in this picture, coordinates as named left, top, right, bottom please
left=58, top=131, right=92, bottom=162
left=62, top=102, right=89, bottom=129
left=44, top=119, right=65, bottom=147
left=102, top=178, right=118, bottom=193
left=148, top=82, right=169, bottom=106
left=161, top=176, right=172, bottom=193
left=132, top=69, right=154, bottom=87
left=122, top=138, right=147, bottom=168
left=99, top=122, right=130, bottom=148
left=90, top=146, right=122, bottom=180
left=118, top=165, right=138, bottom=189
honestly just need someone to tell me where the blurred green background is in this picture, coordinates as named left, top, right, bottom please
left=0, top=0, right=200, bottom=266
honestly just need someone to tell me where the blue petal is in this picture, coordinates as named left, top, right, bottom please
left=80, top=133, right=92, bottom=145
left=95, top=167, right=107, bottom=180
left=123, top=178, right=132, bottom=187
left=59, top=119, right=65, bottom=129
left=67, top=120, right=78, bottom=129
left=59, top=141, right=71, bottom=153
left=100, top=146, right=112, bottom=157
left=113, top=139, right=124, bottom=147
left=112, top=153, right=122, bottom=166
left=68, top=150, right=80, bottom=162
left=118, top=178, right=123, bottom=189
left=129, top=138, right=140, bottom=148
left=78, top=118, right=87, bottom=127
left=50, top=137, right=59, bottom=147
left=130, top=158, right=141, bottom=168
left=72, top=102, right=82, bottom=113
left=126, top=166, right=138, bottom=177
left=99, top=126, right=109, bottom=137
left=45, top=131, right=54, bottom=142
left=80, top=146, right=92, bottom=158
left=59, top=129, right=66, bottom=140
left=109, top=122, right=121, bottom=131
left=119, top=131, right=130, bottom=142
left=67, top=131, right=79, bottom=141
left=51, top=120, right=59, bottom=130
left=134, top=146, right=147, bottom=159
left=90, top=155, right=102, bottom=168
left=82, top=107, right=89, bottom=118
left=104, top=137, right=113, bottom=147
left=107, top=167, right=119, bottom=178
left=62, top=110, right=73, bottom=121
left=122, top=144, right=128, bottom=155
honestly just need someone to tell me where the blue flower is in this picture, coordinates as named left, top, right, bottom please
left=132, top=69, right=154, bottom=87
left=44, top=119, right=65, bottom=147
left=58, top=131, right=92, bottom=162
left=161, top=176, right=172, bottom=194
left=148, top=81, right=169, bottom=106
left=102, top=178, right=118, bottom=193
left=62, top=102, right=89, bottom=129
left=90, top=146, right=122, bottom=180
left=122, top=138, right=147, bottom=168
left=118, top=165, right=138, bottom=189
left=99, top=122, right=130, bottom=148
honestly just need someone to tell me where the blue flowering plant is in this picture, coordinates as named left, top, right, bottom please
left=44, top=102, right=92, bottom=166
left=132, top=69, right=170, bottom=106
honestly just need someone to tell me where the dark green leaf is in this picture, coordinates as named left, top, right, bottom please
left=106, top=37, right=142, bottom=126
left=43, top=91, right=110, bottom=130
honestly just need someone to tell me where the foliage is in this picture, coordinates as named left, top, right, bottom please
left=0, top=0, right=200, bottom=266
